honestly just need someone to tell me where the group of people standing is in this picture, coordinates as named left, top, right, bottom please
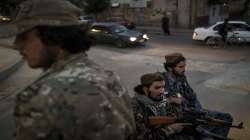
left=0, top=0, right=236, bottom=140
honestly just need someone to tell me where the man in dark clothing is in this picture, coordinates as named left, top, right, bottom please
left=161, top=52, right=233, bottom=138
left=133, top=72, right=196, bottom=140
left=218, top=19, right=229, bottom=44
left=161, top=14, right=171, bottom=35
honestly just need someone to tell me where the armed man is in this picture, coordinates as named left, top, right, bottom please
left=0, top=0, right=135, bottom=140
left=161, top=52, right=233, bottom=138
left=133, top=72, right=196, bottom=140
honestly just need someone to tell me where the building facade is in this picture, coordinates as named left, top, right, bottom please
left=107, top=0, right=248, bottom=28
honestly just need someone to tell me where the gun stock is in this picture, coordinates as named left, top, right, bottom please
left=148, top=116, right=177, bottom=126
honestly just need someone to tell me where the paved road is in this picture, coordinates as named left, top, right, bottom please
left=1, top=34, right=249, bottom=139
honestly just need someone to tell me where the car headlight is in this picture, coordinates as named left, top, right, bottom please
left=143, top=34, right=149, bottom=40
left=193, top=32, right=198, bottom=38
left=91, top=29, right=100, bottom=33
left=130, top=37, right=137, bottom=42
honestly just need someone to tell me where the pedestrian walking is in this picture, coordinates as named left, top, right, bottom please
left=218, top=18, right=229, bottom=46
left=161, top=13, right=171, bottom=35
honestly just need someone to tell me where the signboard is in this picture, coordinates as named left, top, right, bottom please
left=130, top=0, right=147, bottom=8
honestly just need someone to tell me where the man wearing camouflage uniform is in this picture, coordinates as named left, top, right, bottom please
left=0, top=0, right=135, bottom=140
left=161, top=52, right=233, bottom=138
left=133, top=72, right=195, bottom=140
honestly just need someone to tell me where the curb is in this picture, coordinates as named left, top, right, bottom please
left=136, top=27, right=193, bottom=35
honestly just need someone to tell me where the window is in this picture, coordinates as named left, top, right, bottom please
left=230, top=23, right=249, bottom=31
left=112, top=25, right=128, bottom=33
left=213, top=24, right=222, bottom=31
left=247, top=26, right=250, bottom=31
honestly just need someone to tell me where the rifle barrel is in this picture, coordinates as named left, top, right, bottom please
left=230, top=122, right=244, bottom=129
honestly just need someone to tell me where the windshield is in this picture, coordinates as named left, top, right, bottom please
left=112, top=25, right=128, bottom=33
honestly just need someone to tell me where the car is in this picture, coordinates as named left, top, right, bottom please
left=192, top=21, right=250, bottom=44
left=79, top=15, right=95, bottom=25
left=88, top=22, right=149, bottom=47
left=0, top=15, right=11, bottom=23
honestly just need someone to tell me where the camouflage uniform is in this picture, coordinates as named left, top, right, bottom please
left=15, top=53, right=135, bottom=140
left=161, top=72, right=233, bottom=137
left=133, top=93, right=195, bottom=140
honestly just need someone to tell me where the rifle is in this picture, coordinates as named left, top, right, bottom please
left=148, top=109, right=244, bottom=140
left=148, top=115, right=243, bottom=129
left=148, top=116, right=177, bottom=126
left=181, top=108, right=244, bottom=129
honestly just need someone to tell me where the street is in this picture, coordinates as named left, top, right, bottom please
left=1, top=33, right=250, bottom=140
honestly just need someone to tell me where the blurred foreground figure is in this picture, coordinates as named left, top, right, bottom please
left=0, top=0, right=135, bottom=140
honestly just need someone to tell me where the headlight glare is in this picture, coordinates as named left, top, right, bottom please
left=193, top=32, right=198, bottom=38
left=143, top=34, right=149, bottom=40
left=130, top=37, right=137, bottom=42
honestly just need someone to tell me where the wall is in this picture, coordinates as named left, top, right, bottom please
left=150, top=0, right=179, bottom=27
left=177, top=0, right=191, bottom=28
left=195, top=0, right=209, bottom=26
left=209, top=5, right=223, bottom=24
left=108, top=0, right=249, bottom=28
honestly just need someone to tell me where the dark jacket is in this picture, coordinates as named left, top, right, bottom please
left=133, top=87, right=195, bottom=140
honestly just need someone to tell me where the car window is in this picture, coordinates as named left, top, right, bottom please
left=247, top=26, right=250, bottom=31
left=213, top=24, right=222, bottom=31
left=239, top=24, right=250, bottom=31
left=112, top=25, right=128, bottom=33
left=227, top=24, right=234, bottom=31
left=230, top=23, right=250, bottom=31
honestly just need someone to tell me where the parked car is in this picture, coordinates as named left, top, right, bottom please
left=88, top=22, right=149, bottom=47
left=192, top=21, right=250, bottom=44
